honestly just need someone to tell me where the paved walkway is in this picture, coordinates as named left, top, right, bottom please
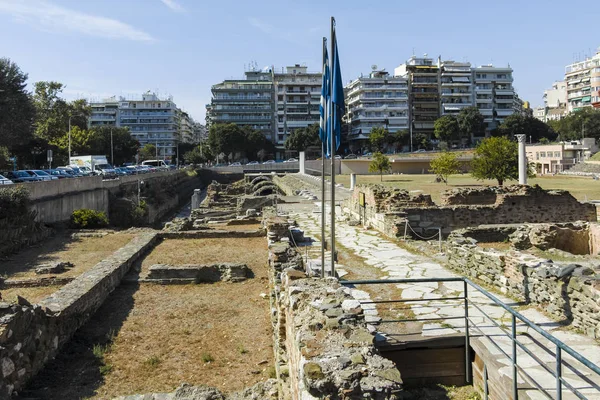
left=281, top=194, right=600, bottom=400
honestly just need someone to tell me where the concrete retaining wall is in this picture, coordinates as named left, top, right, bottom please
left=21, top=171, right=194, bottom=224
left=0, top=232, right=158, bottom=397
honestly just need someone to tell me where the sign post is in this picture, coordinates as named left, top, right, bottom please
left=47, top=150, right=53, bottom=169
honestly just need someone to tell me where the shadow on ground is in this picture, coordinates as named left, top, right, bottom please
left=16, top=282, right=139, bottom=400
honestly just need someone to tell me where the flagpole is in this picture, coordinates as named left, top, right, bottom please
left=321, top=37, right=326, bottom=279
left=329, top=16, right=336, bottom=278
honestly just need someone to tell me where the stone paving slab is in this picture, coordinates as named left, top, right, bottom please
left=280, top=200, right=600, bottom=399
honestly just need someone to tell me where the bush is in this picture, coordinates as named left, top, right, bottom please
left=0, top=185, right=29, bottom=220
left=71, top=209, right=109, bottom=228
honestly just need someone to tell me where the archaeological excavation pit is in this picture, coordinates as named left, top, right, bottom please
left=18, top=235, right=273, bottom=399
left=0, top=231, right=136, bottom=303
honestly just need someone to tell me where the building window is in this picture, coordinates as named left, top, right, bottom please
left=540, top=152, right=546, bottom=158
left=554, top=151, right=561, bottom=157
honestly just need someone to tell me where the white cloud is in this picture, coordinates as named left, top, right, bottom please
left=0, top=0, right=154, bottom=42
left=248, top=17, right=273, bottom=34
left=160, top=0, right=184, bottom=12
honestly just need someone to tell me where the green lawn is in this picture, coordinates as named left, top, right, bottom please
left=335, top=174, right=600, bottom=203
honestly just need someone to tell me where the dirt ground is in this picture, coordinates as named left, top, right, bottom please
left=210, top=223, right=262, bottom=232
left=21, top=237, right=272, bottom=399
left=139, top=237, right=265, bottom=277
left=0, top=232, right=135, bottom=303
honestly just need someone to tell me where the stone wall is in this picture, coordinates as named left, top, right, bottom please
left=446, top=227, right=600, bottom=339
left=267, top=236, right=403, bottom=399
left=145, top=263, right=250, bottom=283
left=344, top=185, right=597, bottom=238
left=0, top=232, right=158, bottom=397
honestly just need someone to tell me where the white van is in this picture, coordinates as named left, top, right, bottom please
left=141, top=159, right=168, bottom=169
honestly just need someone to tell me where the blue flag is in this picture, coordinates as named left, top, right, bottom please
left=319, top=39, right=330, bottom=157
left=330, top=21, right=344, bottom=155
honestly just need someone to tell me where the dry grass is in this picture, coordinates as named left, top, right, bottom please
left=335, top=173, right=600, bottom=203
left=475, top=242, right=511, bottom=251
left=139, top=238, right=265, bottom=277
left=22, top=237, right=272, bottom=399
left=1, top=232, right=135, bottom=303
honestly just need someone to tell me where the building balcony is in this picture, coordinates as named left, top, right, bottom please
left=495, top=89, right=514, bottom=95
left=213, top=96, right=272, bottom=102
left=495, top=98, right=513, bottom=103
left=213, top=84, right=272, bottom=91
left=214, top=115, right=272, bottom=121
left=441, top=91, right=472, bottom=96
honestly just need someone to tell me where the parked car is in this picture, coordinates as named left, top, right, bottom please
left=0, top=174, right=13, bottom=185
left=284, top=158, right=298, bottom=163
left=116, top=167, right=131, bottom=176
left=413, top=149, right=427, bottom=153
left=262, top=160, right=276, bottom=164
left=344, top=154, right=358, bottom=159
left=24, top=170, right=58, bottom=181
left=45, top=169, right=72, bottom=179
left=125, top=165, right=141, bottom=174
left=6, top=170, right=41, bottom=183
left=334, top=155, right=342, bottom=160
left=230, top=162, right=242, bottom=166
left=57, top=166, right=82, bottom=177
left=246, top=161, right=259, bottom=165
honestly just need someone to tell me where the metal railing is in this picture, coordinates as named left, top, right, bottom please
left=340, top=277, right=600, bottom=400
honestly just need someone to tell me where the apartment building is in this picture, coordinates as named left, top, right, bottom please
left=90, top=92, right=190, bottom=159
left=439, top=61, right=473, bottom=117
left=473, top=65, right=515, bottom=133
left=207, top=65, right=323, bottom=158
left=395, top=56, right=441, bottom=143
left=534, top=81, right=568, bottom=122
left=207, top=69, right=275, bottom=142
left=345, top=69, right=409, bottom=148
left=565, top=49, right=600, bottom=112
left=273, top=65, right=321, bottom=156
left=89, top=97, right=119, bottom=128
left=178, top=111, right=194, bottom=144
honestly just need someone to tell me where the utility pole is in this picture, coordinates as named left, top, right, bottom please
left=110, top=128, right=114, bottom=166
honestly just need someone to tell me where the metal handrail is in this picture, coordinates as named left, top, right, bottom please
left=341, top=277, right=600, bottom=400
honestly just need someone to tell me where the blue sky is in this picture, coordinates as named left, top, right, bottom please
left=0, top=0, right=599, bottom=122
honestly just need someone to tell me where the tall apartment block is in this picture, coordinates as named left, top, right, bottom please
left=473, top=65, right=515, bottom=133
left=207, top=65, right=323, bottom=159
left=345, top=69, right=409, bottom=148
left=534, top=81, right=568, bottom=122
left=90, top=92, right=203, bottom=160
left=208, top=69, right=275, bottom=142
left=565, top=49, right=600, bottom=112
left=395, top=56, right=440, bottom=143
left=440, top=61, right=473, bottom=117
left=273, top=65, right=321, bottom=154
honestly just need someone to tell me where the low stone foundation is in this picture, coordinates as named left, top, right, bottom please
left=267, top=235, right=403, bottom=399
left=159, top=229, right=266, bottom=239
left=447, top=225, right=600, bottom=339
left=344, top=184, right=597, bottom=238
left=0, top=232, right=158, bottom=397
left=145, top=263, right=250, bottom=283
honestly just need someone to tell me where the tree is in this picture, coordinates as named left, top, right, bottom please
left=471, top=136, right=518, bottom=186
left=434, top=115, right=459, bottom=143
left=369, top=152, right=391, bottom=181
left=413, top=133, right=430, bottom=150
left=0, top=146, right=11, bottom=170
left=88, top=126, right=139, bottom=165
left=369, top=127, right=389, bottom=152
left=0, top=58, right=35, bottom=151
left=183, top=145, right=206, bottom=165
left=207, top=123, right=246, bottom=161
left=456, top=106, right=485, bottom=144
left=32, top=81, right=70, bottom=144
left=139, top=144, right=157, bottom=161
left=284, top=123, right=320, bottom=152
left=499, top=114, right=556, bottom=142
left=246, top=128, right=274, bottom=160
left=430, top=151, right=461, bottom=184
left=548, top=108, right=600, bottom=141
left=388, top=130, right=409, bottom=153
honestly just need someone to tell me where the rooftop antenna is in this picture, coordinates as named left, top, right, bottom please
left=371, top=64, right=378, bottom=71
left=412, top=47, right=415, bottom=56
